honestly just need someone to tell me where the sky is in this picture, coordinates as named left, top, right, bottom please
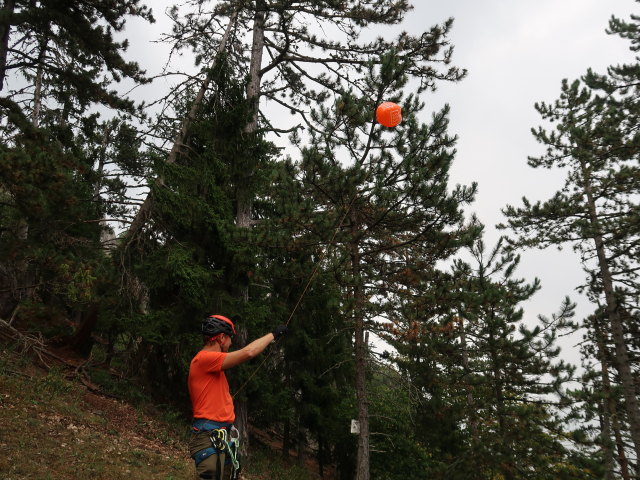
left=125, top=0, right=637, bottom=365
left=406, top=0, right=636, bottom=364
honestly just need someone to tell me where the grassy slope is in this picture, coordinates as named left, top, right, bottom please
left=0, top=347, right=192, bottom=479
left=0, top=345, right=314, bottom=480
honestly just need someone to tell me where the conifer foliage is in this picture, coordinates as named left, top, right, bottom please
left=0, top=1, right=153, bottom=330
left=2, top=2, right=639, bottom=479
left=501, top=6, right=640, bottom=477
left=382, top=238, right=587, bottom=479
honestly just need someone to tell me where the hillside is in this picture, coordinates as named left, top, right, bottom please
left=0, top=330, right=318, bottom=480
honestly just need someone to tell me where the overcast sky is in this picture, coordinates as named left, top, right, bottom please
left=411, top=1, right=636, bottom=361
left=128, top=0, right=637, bottom=365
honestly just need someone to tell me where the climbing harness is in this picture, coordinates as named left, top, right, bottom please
left=210, top=426, right=240, bottom=477
left=190, top=422, right=241, bottom=480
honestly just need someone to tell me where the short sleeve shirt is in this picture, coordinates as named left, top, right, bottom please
left=188, top=350, right=235, bottom=423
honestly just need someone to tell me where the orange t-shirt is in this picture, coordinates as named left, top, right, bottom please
left=188, top=350, right=235, bottom=423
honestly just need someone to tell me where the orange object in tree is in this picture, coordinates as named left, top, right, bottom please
left=376, top=102, right=402, bottom=127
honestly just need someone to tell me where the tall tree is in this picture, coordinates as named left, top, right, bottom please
left=0, top=0, right=152, bottom=119
left=574, top=308, right=634, bottom=480
left=0, top=1, right=153, bottom=328
left=453, top=239, right=583, bottom=479
left=289, top=49, right=477, bottom=479
left=500, top=77, right=640, bottom=467
left=141, top=0, right=467, bottom=452
left=384, top=238, right=589, bottom=479
left=116, top=54, right=284, bottom=401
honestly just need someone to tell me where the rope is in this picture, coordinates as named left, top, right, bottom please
left=286, top=201, right=355, bottom=326
left=232, top=193, right=358, bottom=398
left=231, top=85, right=391, bottom=396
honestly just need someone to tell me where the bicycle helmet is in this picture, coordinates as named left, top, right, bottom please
left=202, top=314, right=236, bottom=338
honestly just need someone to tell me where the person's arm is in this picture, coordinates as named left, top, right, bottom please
left=221, top=325, right=288, bottom=370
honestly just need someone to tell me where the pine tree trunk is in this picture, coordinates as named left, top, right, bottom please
left=0, top=0, right=15, bottom=91
left=233, top=2, right=265, bottom=456
left=581, top=161, right=640, bottom=463
left=243, top=1, right=265, bottom=136
left=68, top=304, right=98, bottom=356
left=354, top=295, right=370, bottom=480
left=94, top=122, right=113, bottom=199
left=595, top=325, right=617, bottom=480
left=31, top=60, right=44, bottom=127
left=351, top=210, right=370, bottom=480
left=596, top=322, right=632, bottom=480
left=31, top=34, right=48, bottom=127
left=611, top=404, right=631, bottom=480
left=597, top=409, right=615, bottom=480
left=606, top=385, right=632, bottom=480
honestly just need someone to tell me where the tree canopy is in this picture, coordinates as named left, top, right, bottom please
left=1, top=2, right=639, bottom=479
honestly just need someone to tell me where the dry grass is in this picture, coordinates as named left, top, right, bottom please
left=0, top=336, right=318, bottom=480
left=0, top=347, right=194, bottom=480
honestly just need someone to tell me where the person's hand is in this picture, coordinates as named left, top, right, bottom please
left=272, top=325, right=288, bottom=340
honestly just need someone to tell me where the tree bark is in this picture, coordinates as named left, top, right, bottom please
left=233, top=2, right=266, bottom=455
left=604, top=374, right=632, bottom=480
left=31, top=34, right=49, bottom=127
left=243, top=1, right=265, bottom=136
left=351, top=209, right=370, bottom=480
left=0, top=0, right=15, bottom=91
left=580, top=160, right=640, bottom=463
left=594, top=318, right=631, bottom=480
left=235, top=0, right=265, bottom=228
left=610, top=401, right=631, bottom=480
left=68, top=303, right=99, bottom=357
left=595, top=324, right=619, bottom=480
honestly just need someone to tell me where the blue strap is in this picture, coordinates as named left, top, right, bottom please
left=191, top=418, right=233, bottom=432
left=193, top=446, right=234, bottom=466
left=193, top=447, right=217, bottom=466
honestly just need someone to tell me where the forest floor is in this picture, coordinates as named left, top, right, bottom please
left=0, top=333, right=329, bottom=480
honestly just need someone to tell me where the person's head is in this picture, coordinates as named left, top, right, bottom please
left=202, top=315, right=236, bottom=352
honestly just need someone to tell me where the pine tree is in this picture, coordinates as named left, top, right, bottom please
left=0, top=2, right=153, bottom=333
left=114, top=56, right=280, bottom=399
left=0, top=0, right=152, bottom=116
left=143, top=0, right=467, bottom=453
left=572, top=308, right=634, bottom=480
left=384, top=238, right=590, bottom=479
left=500, top=77, right=640, bottom=469
left=286, top=49, right=477, bottom=479
left=454, top=239, right=585, bottom=479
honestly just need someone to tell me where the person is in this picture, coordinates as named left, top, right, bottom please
left=188, top=314, right=288, bottom=480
